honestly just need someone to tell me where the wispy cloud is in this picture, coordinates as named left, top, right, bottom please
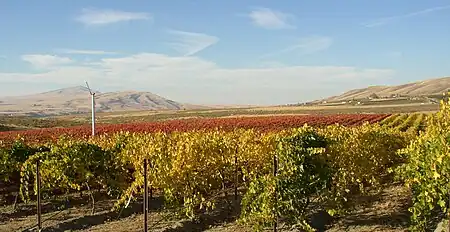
left=56, top=49, right=119, bottom=55
left=261, top=36, right=333, bottom=58
left=363, top=4, right=450, bottom=27
left=21, top=54, right=73, bottom=69
left=166, top=29, right=219, bottom=56
left=2, top=52, right=395, bottom=105
left=247, top=7, right=295, bottom=29
left=0, top=55, right=6, bottom=59
left=75, top=8, right=151, bottom=26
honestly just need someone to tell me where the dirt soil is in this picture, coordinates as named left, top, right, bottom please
left=327, top=184, right=411, bottom=232
left=0, top=183, right=412, bottom=232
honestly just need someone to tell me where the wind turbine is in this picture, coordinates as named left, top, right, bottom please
left=85, top=81, right=95, bottom=136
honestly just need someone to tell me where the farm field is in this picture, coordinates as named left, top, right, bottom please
left=80, top=103, right=439, bottom=125
left=0, top=114, right=389, bottom=144
left=0, top=102, right=438, bottom=132
left=378, top=113, right=431, bottom=132
left=0, top=109, right=445, bottom=232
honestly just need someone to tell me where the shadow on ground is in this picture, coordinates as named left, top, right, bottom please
left=38, top=196, right=165, bottom=232
left=162, top=194, right=242, bottom=232
left=0, top=193, right=101, bottom=223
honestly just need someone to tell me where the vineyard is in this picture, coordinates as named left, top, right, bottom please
left=0, top=114, right=389, bottom=145
left=379, top=112, right=430, bottom=133
left=0, top=109, right=449, bottom=231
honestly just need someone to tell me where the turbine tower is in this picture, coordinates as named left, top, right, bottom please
left=85, top=81, right=95, bottom=136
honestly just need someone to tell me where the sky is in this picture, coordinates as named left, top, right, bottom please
left=0, top=0, right=449, bottom=105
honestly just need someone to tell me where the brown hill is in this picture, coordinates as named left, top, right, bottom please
left=0, top=86, right=206, bottom=116
left=324, top=76, right=450, bottom=102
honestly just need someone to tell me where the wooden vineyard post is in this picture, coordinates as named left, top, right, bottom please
left=143, top=159, right=148, bottom=232
left=150, top=158, right=153, bottom=202
left=273, top=154, right=278, bottom=232
left=37, top=159, right=42, bottom=232
left=234, top=146, right=238, bottom=202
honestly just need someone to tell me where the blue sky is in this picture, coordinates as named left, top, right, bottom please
left=0, top=0, right=449, bottom=105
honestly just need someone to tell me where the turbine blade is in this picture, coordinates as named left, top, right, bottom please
left=85, top=81, right=93, bottom=95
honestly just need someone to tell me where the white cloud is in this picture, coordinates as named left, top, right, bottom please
left=261, top=36, right=333, bottom=58
left=363, top=5, right=450, bottom=27
left=56, top=49, right=119, bottom=55
left=1, top=52, right=395, bottom=105
left=21, top=54, right=73, bottom=69
left=75, top=8, right=151, bottom=26
left=166, top=30, right=219, bottom=56
left=247, top=7, right=295, bottom=29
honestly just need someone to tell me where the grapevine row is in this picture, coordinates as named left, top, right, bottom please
left=2, top=123, right=412, bottom=231
left=379, top=113, right=429, bottom=133
left=394, top=101, right=450, bottom=231
left=4, top=110, right=445, bottom=231
left=397, top=113, right=418, bottom=131
left=0, top=114, right=389, bottom=145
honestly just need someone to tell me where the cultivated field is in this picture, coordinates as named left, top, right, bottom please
left=0, top=102, right=439, bottom=132
left=0, top=114, right=389, bottom=145
left=0, top=102, right=446, bottom=232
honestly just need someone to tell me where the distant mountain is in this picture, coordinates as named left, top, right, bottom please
left=322, top=76, right=450, bottom=102
left=0, top=86, right=205, bottom=116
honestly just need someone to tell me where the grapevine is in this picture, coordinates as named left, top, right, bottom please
left=19, top=137, right=130, bottom=214
left=406, top=113, right=425, bottom=134
left=240, top=128, right=331, bottom=231
left=0, top=114, right=389, bottom=145
left=0, top=117, right=416, bottom=230
left=386, top=113, right=408, bottom=128
left=318, top=123, right=413, bottom=213
left=379, top=114, right=399, bottom=126
left=395, top=99, right=450, bottom=231
left=397, top=113, right=418, bottom=131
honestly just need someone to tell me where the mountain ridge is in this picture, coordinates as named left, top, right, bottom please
left=322, top=76, right=450, bottom=102
left=0, top=86, right=203, bottom=116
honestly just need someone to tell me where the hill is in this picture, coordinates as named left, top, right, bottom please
left=0, top=86, right=204, bottom=116
left=323, top=76, right=450, bottom=102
